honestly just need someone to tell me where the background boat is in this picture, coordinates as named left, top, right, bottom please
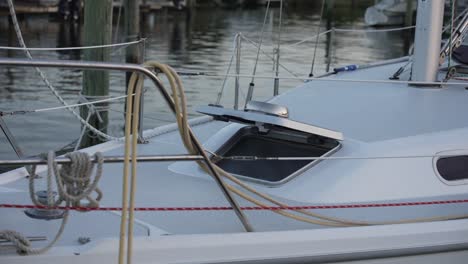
left=365, top=0, right=468, bottom=26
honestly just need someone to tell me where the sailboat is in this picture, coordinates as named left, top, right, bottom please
left=365, top=0, right=416, bottom=26
left=2, top=0, right=468, bottom=263
left=365, top=0, right=468, bottom=26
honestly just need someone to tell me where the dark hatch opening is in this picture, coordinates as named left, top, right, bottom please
left=214, top=126, right=340, bottom=184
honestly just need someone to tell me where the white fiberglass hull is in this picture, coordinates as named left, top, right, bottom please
left=4, top=219, right=468, bottom=264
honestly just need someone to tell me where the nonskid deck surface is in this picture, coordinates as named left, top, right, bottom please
left=2, top=61, right=468, bottom=254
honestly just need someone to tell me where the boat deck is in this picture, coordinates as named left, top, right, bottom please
left=2, top=60, right=468, bottom=257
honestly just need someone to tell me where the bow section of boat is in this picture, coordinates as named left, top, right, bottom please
left=2, top=55, right=468, bottom=263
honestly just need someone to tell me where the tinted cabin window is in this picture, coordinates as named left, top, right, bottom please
left=437, top=156, right=468, bottom=181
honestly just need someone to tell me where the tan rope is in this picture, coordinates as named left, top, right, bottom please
left=119, top=70, right=145, bottom=264
left=127, top=74, right=144, bottom=264
left=118, top=73, right=138, bottom=264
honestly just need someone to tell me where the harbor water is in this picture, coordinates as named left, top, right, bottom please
left=0, top=1, right=413, bottom=160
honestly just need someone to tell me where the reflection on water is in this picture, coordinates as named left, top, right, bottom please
left=57, top=21, right=81, bottom=60
left=0, top=1, right=413, bottom=159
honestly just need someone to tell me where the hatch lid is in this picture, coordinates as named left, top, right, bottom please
left=197, top=101, right=344, bottom=141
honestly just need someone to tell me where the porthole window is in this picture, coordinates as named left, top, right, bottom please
left=436, top=155, right=468, bottom=181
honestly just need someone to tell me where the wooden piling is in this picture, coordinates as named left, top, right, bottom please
left=405, top=0, right=414, bottom=27
left=80, top=0, right=113, bottom=147
left=187, top=0, right=196, bottom=9
left=124, top=0, right=141, bottom=68
left=123, top=0, right=143, bottom=139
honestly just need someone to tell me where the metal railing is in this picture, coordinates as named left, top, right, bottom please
left=0, top=58, right=252, bottom=232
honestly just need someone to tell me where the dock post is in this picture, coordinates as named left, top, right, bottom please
left=80, top=0, right=113, bottom=147
left=187, top=0, right=196, bottom=11
left=124, top=0, right=141, bottom=68
left=405, top=0, right=414, bottom=27
left=124, top=0, right=144, bottom=142
left=186, top=0, right=194, bottom=8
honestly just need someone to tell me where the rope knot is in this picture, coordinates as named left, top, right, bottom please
left=29, top=151, right=104, bottom=209
left=0, top=230, right=31, bottom=255
left=55, top=151, right=104, bottom=209
left=11, top=151, right=105, bottom=255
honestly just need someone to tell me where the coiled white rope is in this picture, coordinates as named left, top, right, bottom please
left=0, top=230, right=44, bottom=255
left=1, top=151, right=103, bottom=255
left=0, top=213, right=69, bottom=255
left=29, top=152, right=104, bottom=208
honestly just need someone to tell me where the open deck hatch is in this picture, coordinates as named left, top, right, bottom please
left=198, top=101, right=343, bottom=185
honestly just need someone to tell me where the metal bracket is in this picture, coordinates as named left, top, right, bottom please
left=444, top=66, right=457, bottom=82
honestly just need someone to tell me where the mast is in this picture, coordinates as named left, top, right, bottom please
left=411, top=0, right=445, bottom=83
